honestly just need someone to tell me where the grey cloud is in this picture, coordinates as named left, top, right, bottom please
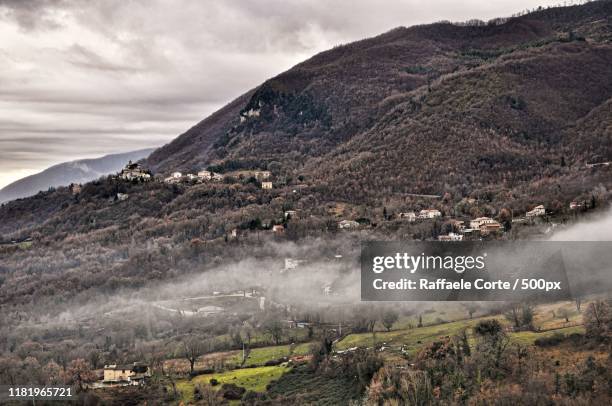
left=0, top=0, right=563, bottom=188
left=0, top=0, right=66, bottom=31
left=66, top=44, right=145, bottom=73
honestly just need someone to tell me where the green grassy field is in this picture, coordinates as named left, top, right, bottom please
left=336, top=315, right=585, bottom=355
left=176, top=365, right=290, bottom=403
left=509, top=325, right=585, bottom=346
left=335, top=317, right=491, bottom=354
left=228, top=342, right=312, bottom=366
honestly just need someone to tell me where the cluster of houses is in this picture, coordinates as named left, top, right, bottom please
left=397, top=209, right=442, bottom=221
left=336, top=204, right=550, bottom=240
left=162, top=169, right=274, bottom=189
left=117, top=161, right=276, bottom=190
left=164, top=170, right=224, bottom=184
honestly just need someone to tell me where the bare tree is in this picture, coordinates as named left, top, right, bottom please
left=178, top=336, right=206, bottom=374
left=381, top=309, right=399, bottom=332
left=463, top=303, right=480, bottom=319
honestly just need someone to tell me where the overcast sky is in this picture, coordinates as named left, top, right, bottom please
left=0, top=0, right=566, bottom=188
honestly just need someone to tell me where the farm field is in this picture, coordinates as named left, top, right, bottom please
left=175, top=365, right=290, bottom=403
left=227, top=342, right=313, bottom=366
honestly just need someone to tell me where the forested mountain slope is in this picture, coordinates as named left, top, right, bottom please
left=1, top=1, right=611, bottom=304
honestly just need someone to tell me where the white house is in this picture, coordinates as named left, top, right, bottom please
left=419, top=209, right=442, bottom=219
left=212, top=172, right=224, bottom=181
left=398, top=212, right=416, bottom=222
left=262, top=181, right=273, bottom=190
left=526, top=205, right=545, bottom=217
left=116, top=193, right=129, bottom=201
left=470, top=217, right=496, bottom=229
left=438, top=232, right=463, bottom=241
left=284, top=210, right=297, bottom=219
left=171, top=172, right=182, bottom=179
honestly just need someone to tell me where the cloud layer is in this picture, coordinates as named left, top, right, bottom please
left=0, top=0, right=563, bottom=188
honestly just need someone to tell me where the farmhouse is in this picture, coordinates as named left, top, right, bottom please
left=116, top=193, right=129, bottom=201
left=262, top=181, right=273, bottom=189
left=284, top=210, right=297, bottom=219
left=103, top=363, right=150, bottom=385
left=272, top=225, right=285, bottom=234
left=119, top=161, right=151, bottom=181
left=526, top=205, right=545, bottom=217
left=419, top=209, right=441, bottom=219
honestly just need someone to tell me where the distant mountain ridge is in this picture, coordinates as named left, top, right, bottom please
left=0, top=148, right=155, bottom=203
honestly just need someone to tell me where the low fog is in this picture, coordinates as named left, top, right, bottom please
left=35, top=208, right=612, bottom=329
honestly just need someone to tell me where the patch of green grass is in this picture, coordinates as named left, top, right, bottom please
left=229, top=342, right=312, bottom=366
left=336, top=317, right=491, bottom=355
left=176, top=365, right=289, bottom=403
left=337, top=315, right=584, bottom=359
left=509, top=325, right=585, bottom=346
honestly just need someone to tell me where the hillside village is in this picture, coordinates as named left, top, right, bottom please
left=79, top=160, right=598, bottom=243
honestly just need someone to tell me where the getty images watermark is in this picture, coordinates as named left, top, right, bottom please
left=361, top=241, right=612, bottom=301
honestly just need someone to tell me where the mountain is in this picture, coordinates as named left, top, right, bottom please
left=0, top=148, right=155, bottom=204
left=146, top=0, right=612, bottom=196
left=1, top=1, right=612, bottom=304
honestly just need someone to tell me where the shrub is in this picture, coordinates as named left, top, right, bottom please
left=219, top=383, right=246, bottom=400
left=534, top=333, right=565, bottom=347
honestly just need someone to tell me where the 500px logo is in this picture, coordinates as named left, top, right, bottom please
left=372, top=252, right=487, bottom=274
